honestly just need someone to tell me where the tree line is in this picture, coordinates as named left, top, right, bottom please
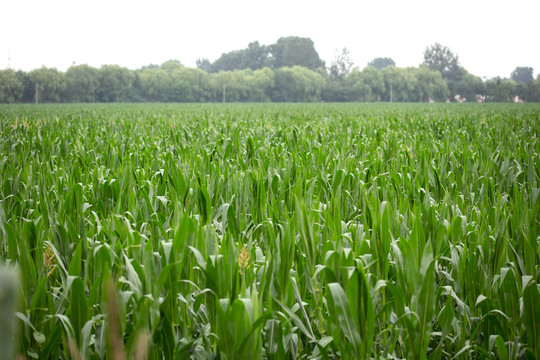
left=0, top=37, right=539, bottom=103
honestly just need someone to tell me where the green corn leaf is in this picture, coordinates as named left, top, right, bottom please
left=276, top=300, right=315, bottom=342
left=69, top=276, right=88, bottom=346
left=415, top=246, right=436, bottom=359
left=488, top=335, right=508, bottom=360
left=523, top=279, right=540, bottom=359
left=68, top=241, right=82, bottom=277
left=325, top=282, right=361, bottom=357
left=0, top=269, right=18, bottom=359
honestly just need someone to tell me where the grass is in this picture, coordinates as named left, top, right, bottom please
left=0, top=102, right=539, bottom=359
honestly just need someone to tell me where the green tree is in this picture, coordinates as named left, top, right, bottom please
left=322, top=81, right=350, bottom=102
left=510, top=66, right=534, bottom=84
left=422, top=43, right=465, bottom=94
left=209, top=41, right=271, bottom=72
left=367, top=57, right=395, bottom=70
left=96, top=65, right=135, bottom=102
left=338, top=68, right=365, bottom=102
left=0, top=69, right=23, bottom=103
left=211, top=70, right=249, bottom=102
left=381, top=66, right=416, bottom=102
left=245, top=67, right=275, bottom=102
left=138, top=69, right=172, bottom=101
left=28, top=67, right=66, bottom=103
left=15, top=71, right=35, bottom=102
left=336, top=66, right=386, bottom=102
left=65, top=64, right=99, bottom=102
left=485, top=77, right=516, bottom=102
left=210, top=51, right=245, bottom=72
left=270, top=37, right=325, bottom=70
left=207, top=37, right=324, bottom=72
left=410, top=66, right=449, bottom=102
left=140, top=63, right=160, bottom=70
left=323, top=48, right=354, bottom=101
left=515, top=82, right=537, bottom=102
left=328, top=48, right=353, bottom=81
left=169, top=67, right=212, bottom=102
left=243, top=41, right=272, bottom=70
left=357, top=66, right=385, bottom=101
left=271, top=66, right=325, bottom=102
left=160, top=60, right=183, bottom=73
left=196, top=58, right=211, bottom=72
left=533, top=75, right=540, bottom=101
left=453, top=73, right=486, bottom=101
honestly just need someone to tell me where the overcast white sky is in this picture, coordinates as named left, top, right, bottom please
left=1, top=0, right=539, bottom=79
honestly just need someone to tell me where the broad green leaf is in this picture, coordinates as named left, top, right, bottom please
left=69, top=276, right=88, bottom=346
left=326, top=282, right=361, bottom=357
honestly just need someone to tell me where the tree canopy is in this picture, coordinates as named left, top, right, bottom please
left=329, top=48, right=354, bottom=81
left=1, top=38, right=539, bottom=103
left=96, top=65, right=135, bottom=102
left=206, top=37, right=325, bottom=73
left=0, top=69, right=23, bottom=103
left=422, top=43, right=468, bottom=94
left=511, top=67, right=534, bottom=84
left=66, top=64, right=99, bottom=102
left=29, top=67, right=66, bottom=103
left=368, top=57, right=395, bottom=70
left=271, top=37, right=325, bottom=70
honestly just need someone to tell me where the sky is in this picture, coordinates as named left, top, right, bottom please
left=1, top=0, right=539, bottom=80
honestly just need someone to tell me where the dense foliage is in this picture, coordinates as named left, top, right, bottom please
left=2, top=65, right=539, bottom=104
left=1, top=39, right=539, bottom=103
left=203, top=37, right=325, bottom=73
left=1, top=103, right=539, bottom=359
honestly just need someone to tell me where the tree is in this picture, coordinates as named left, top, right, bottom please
left=245, top=67, right=275, bottom=102
left=422, top=43, right=465, bottom=93
left=209, top=41, right=271, bottom=73
left=322, top=81, right=349, bottom=102
left=0, top=69, right=23, bottom=103
left=328, top=48, right=353, bottom=81
left=381, top=66, right=417, bottom=102
left=211, top=70, right=249, bottom=102
left=534, top=75, right=540, bottom=102
left=28, top=67, right=66, bottom=103
left=323, top=48, right=354, bottom=101
left=210, top=50, right=249, bottom=73
left=196, top=58, right=211, bottom=72
left=368, top=57, right=395, bottom=70
left=355, top=66, right=385, bottom=101
left=169, top=67, right=212, bottom=102
left=271, top=66, right=325, bottom=102
left=160, top=60, right=183, bottom=73
left=515, top=82, right=537, bottom=102
left=140, top=63, right=160, bottom=70
left=423, top=43, right=459, bottom=78
left=243, top=41, right=272, bottom=70
left=485, top=77, right=516, bottom=102
left=96, top=65, right=135, bottom=102
left=65, top=64, right=99, bottom=102
left=138, top=69, right=172, bottom=101
left=207, top=37, right=324, bottom=73
left=270, top=37, right=325, bottom=70
left=15, top=71, right=35, bottom=102
left=340, top=66, right=385, bottom=102
left=510, top=66, right=534, bottom=84
left=410, top=66, right=449, bottom=102
left=453, top=72, right=486, bottom=101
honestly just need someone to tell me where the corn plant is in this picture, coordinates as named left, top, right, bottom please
left=0, top=102, right=539, bottom=359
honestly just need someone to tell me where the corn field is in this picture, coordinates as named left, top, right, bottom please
left=0, top=103, right=539, bottom=359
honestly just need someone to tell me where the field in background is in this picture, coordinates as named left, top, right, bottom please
left=1, top=103, right=539, bottom=359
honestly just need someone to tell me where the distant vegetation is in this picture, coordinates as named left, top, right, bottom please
left=0, top=37, right=539, bottom=103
